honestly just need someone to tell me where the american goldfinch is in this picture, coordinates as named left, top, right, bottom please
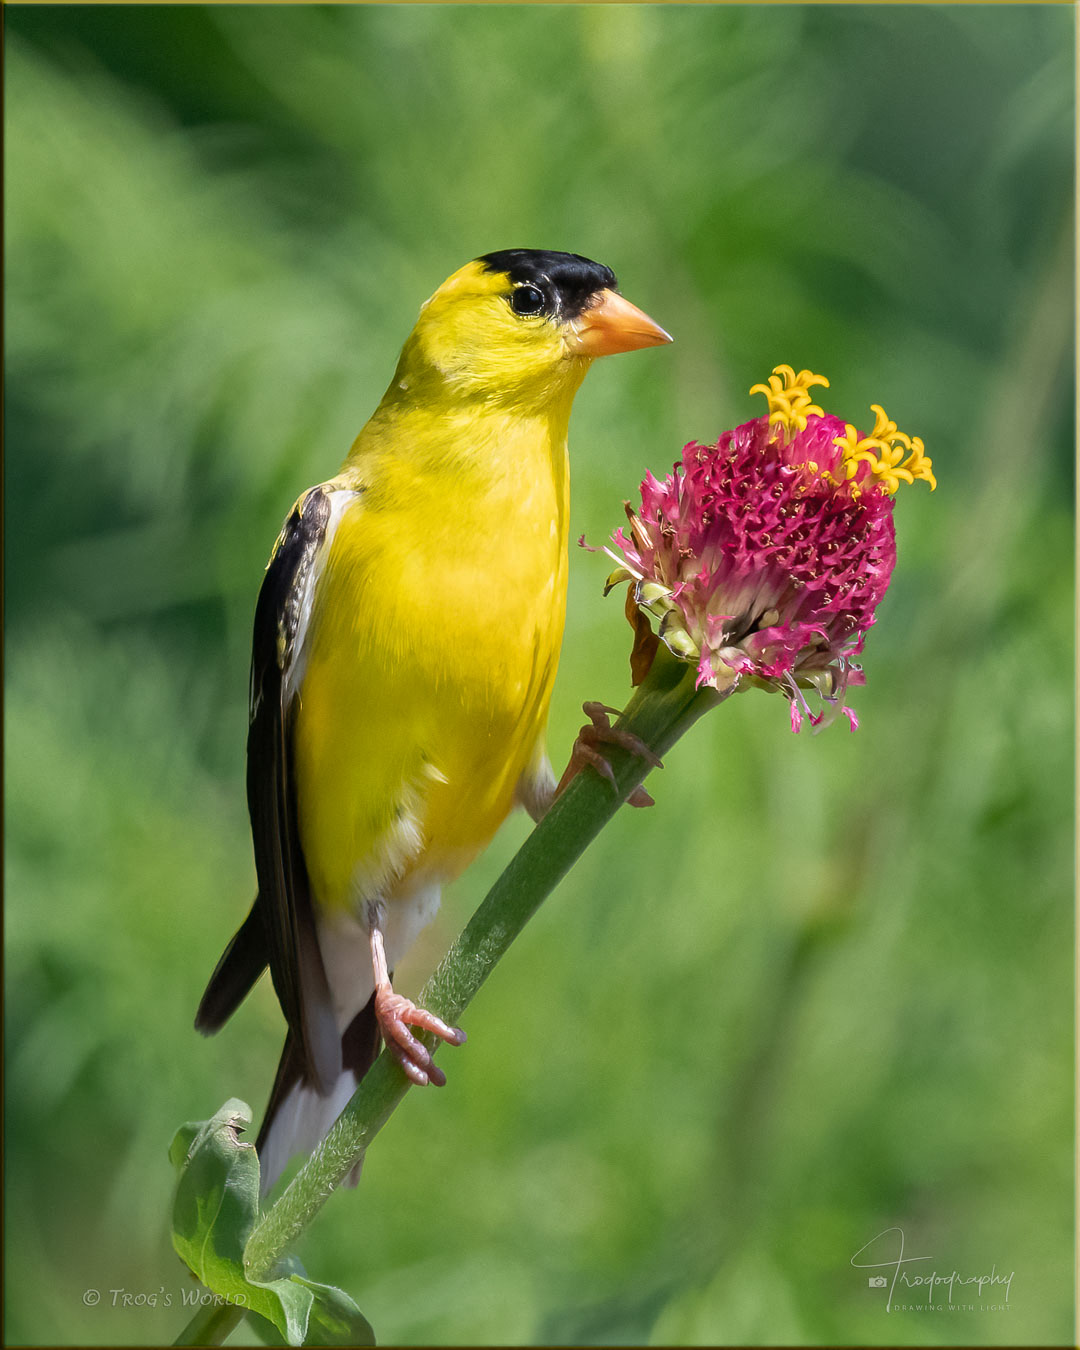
left=195, top=249, right=671, bottom=1190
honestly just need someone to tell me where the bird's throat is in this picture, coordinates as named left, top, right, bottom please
left=344, top=386, right=575, bottom=525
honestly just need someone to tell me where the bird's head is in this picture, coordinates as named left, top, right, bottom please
left=393, top=249, right=672, bottom=410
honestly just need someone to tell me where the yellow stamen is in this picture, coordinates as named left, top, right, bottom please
left=750, top=364, right=829, bottom=436
left=833, top=405, right=935, bottom=495
left=901, top=436, right=937, bottom=491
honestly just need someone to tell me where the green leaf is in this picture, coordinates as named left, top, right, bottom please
left=239, top=1279, right=376, bottom=1348
left=168, top=1119, right=201, bottom=1169
left=245, top=1310, right=287, bottom=1346
left=170, top=1100, right=376, bottom=1346
left=244, top=1278, right=376, bottom=1347
left=170, top=1099, right=313, bottom=1344
left=289, top=1273, right=377, bottom=1346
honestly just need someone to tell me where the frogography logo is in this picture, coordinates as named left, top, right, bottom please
left=851, top=1227, right=1014, bottom=1313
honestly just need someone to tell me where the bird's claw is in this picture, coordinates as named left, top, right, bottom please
left=580, top=702, right=664, bottom=768
left=556, top=701, right=662, bottom=806
left=374, top=986, right=466, bottom=1088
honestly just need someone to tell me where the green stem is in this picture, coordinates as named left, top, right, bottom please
left=172, top=1301, right=244, bottom=1346
left=239, top=645, right=721, bottom=1284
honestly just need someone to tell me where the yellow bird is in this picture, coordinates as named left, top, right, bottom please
left=196, top=250, right=671, bottom=1190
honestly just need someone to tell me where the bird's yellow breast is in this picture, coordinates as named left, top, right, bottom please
left=293, top=402, right=572, bottom=911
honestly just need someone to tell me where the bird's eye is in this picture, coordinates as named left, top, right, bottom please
left=510, top=284, right=546, bottom=317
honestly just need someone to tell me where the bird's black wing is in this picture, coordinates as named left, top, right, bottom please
left=196, top=486, right=340, bottom=1094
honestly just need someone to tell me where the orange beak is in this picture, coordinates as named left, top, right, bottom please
left=565, top=288, right=673, bottom=357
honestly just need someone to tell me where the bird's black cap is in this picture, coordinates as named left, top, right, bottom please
left=477, top=249, right=617, bottom=321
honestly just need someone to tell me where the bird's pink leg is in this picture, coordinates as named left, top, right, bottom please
left=556, top=701, right=663, bottom=808
left=369, top=924, right=466, bottom=1088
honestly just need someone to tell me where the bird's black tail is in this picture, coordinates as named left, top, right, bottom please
left=255, top=995, right=383, bottom=1194
left=195, top=896, right=268, bottom=1034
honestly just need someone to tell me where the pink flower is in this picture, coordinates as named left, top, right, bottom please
left=603, top=367, right=934, bottom=732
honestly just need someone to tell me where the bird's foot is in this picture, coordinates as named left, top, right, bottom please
left=374, top=984, right=466, bottom=1088
left=368, top=922, right=465, bottom=1086
left=556, top=701, right=662, bottom=808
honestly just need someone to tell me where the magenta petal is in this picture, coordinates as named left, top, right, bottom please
left=606, top=400, right=900, bottom=733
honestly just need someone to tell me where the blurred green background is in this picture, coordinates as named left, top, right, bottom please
left=4, top=5, right=1074, bottom=1346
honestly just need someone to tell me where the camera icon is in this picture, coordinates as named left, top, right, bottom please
left=868, top=1276, right=888, bottom=1288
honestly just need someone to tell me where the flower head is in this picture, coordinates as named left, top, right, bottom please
left=602, top=365, right=933, bottom=731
